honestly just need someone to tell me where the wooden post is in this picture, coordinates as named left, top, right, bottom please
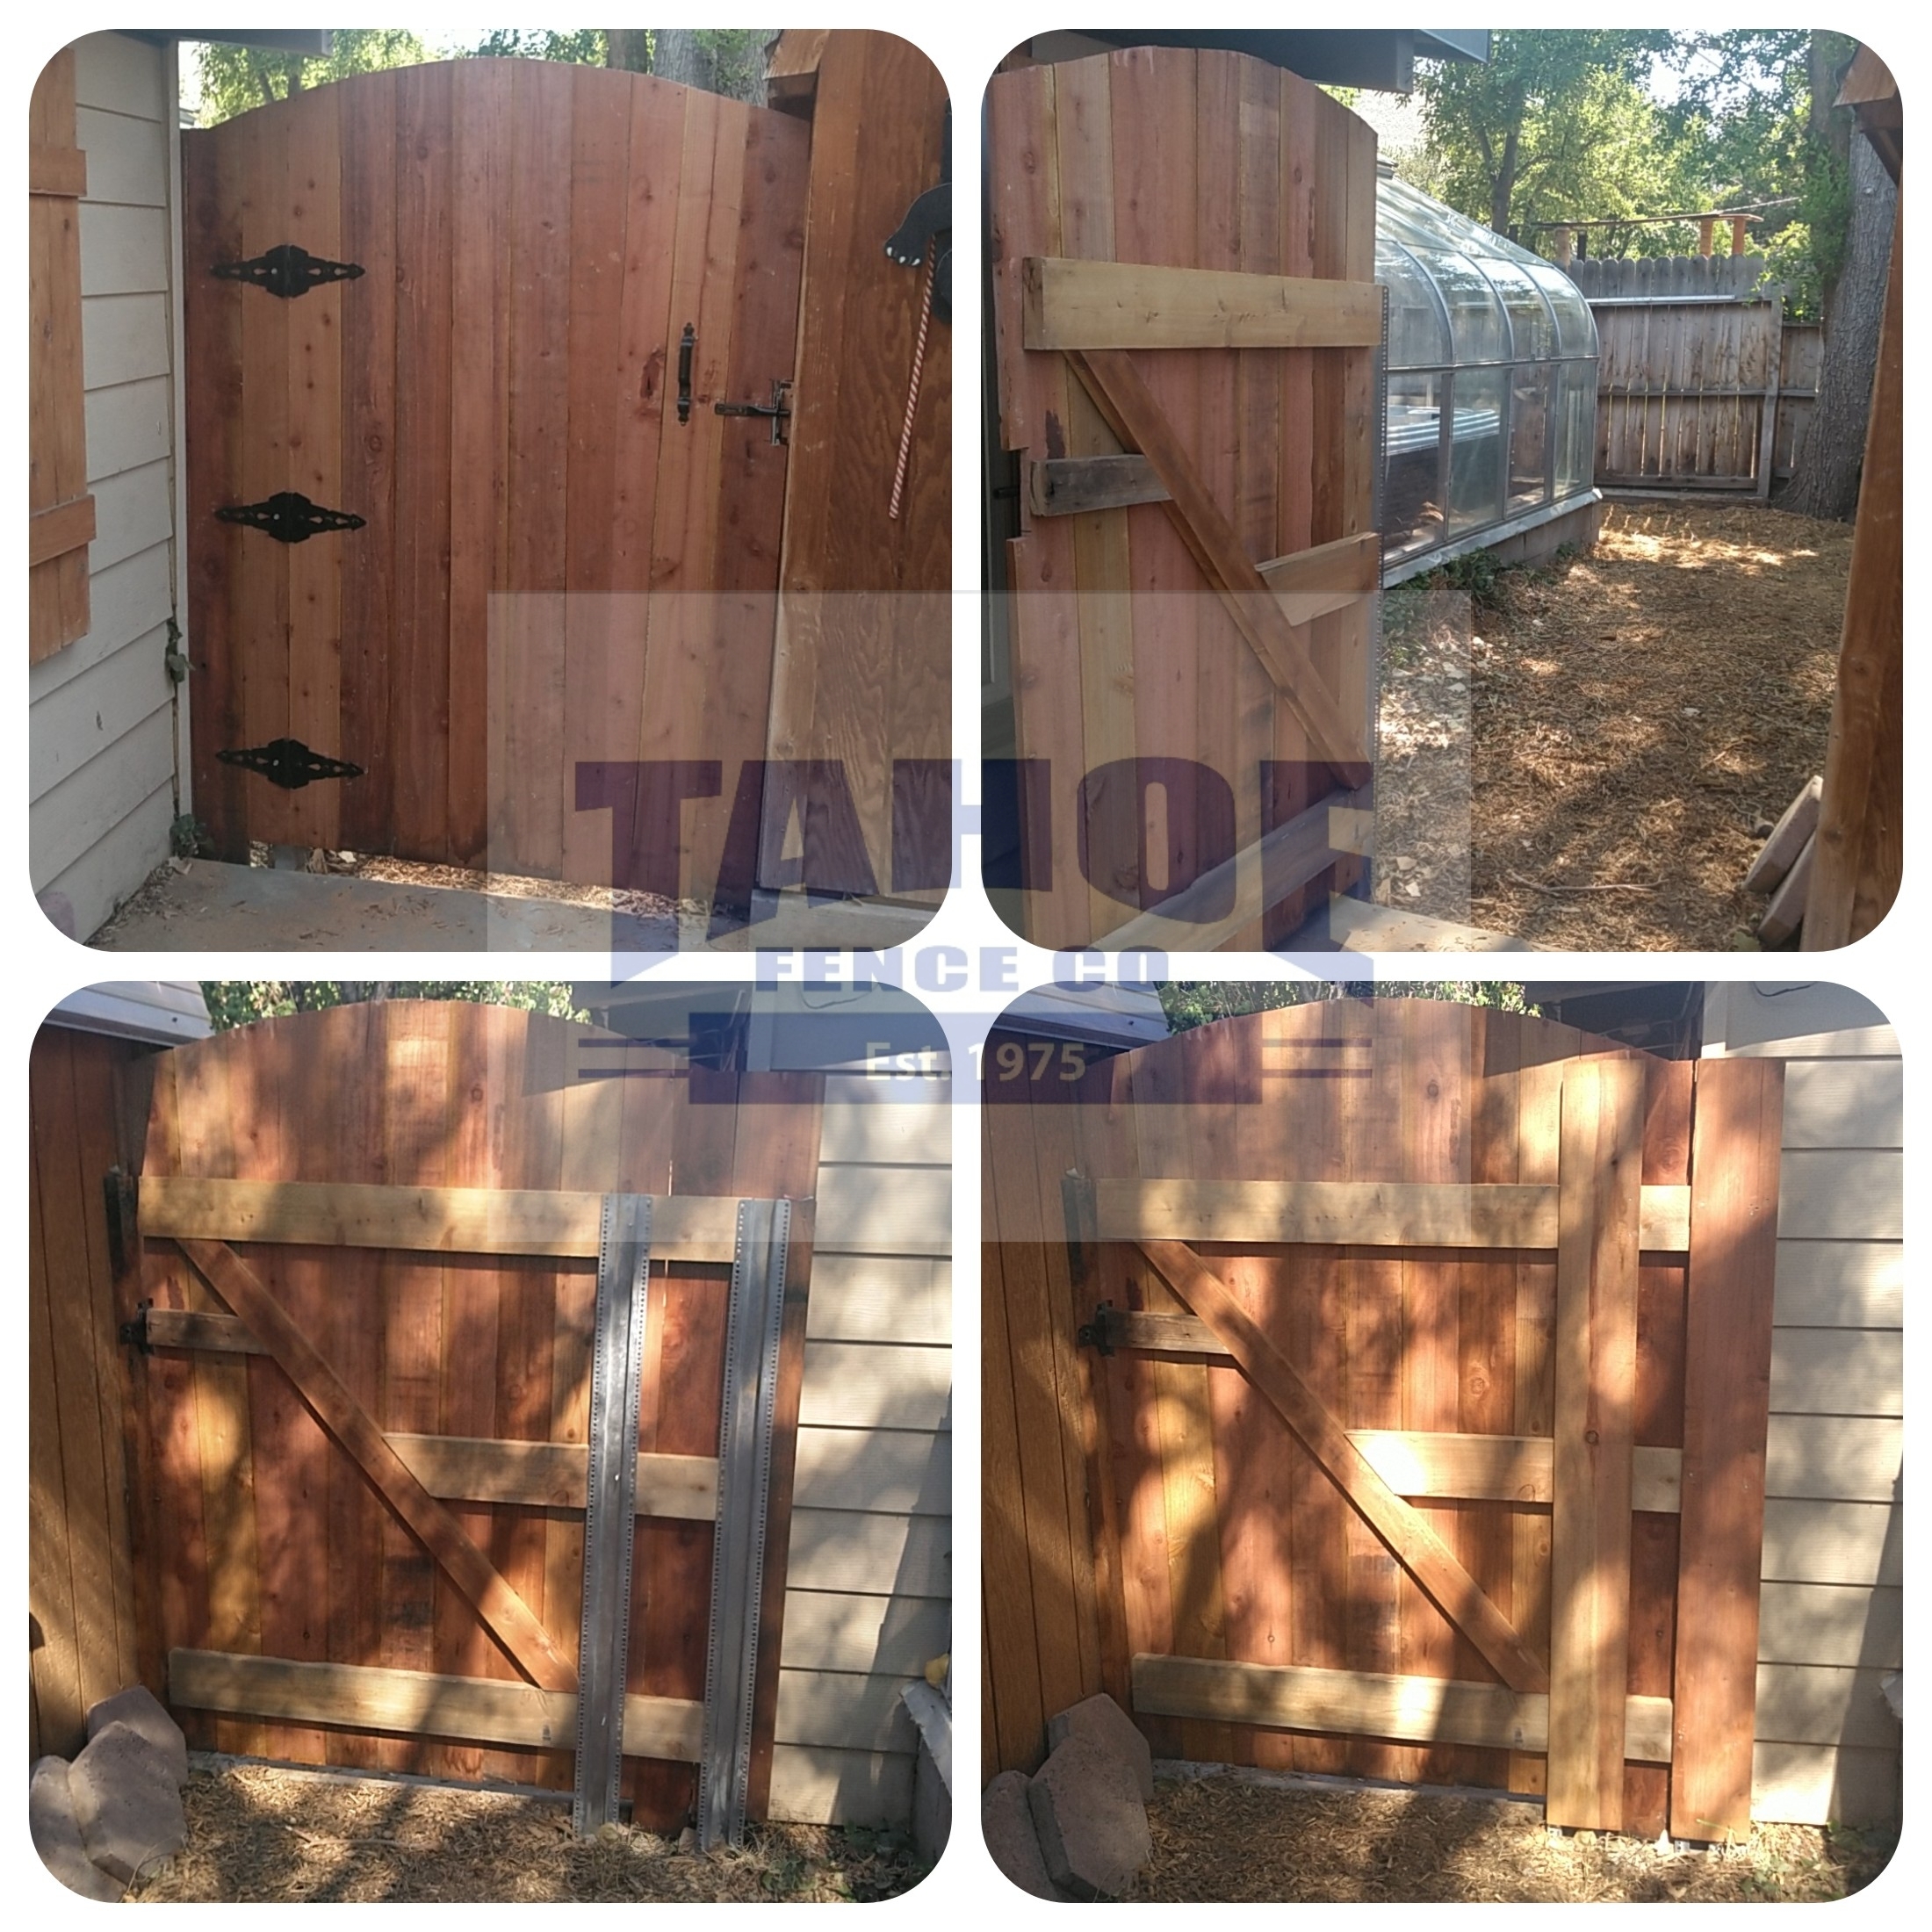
left=1697, top=216, right=1716, bottom=258
left=1805, top=187, right=1903, bottom=947
left=1546, top=1059, right=1644, bottom=1832
left=1670, top=1058, right=1784, bottom=1842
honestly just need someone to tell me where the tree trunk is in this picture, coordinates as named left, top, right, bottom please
left=649, top=29, right=775, bottom=104
left=1782, top=133, right=1896, bottom=520
left=605, top=30, right=650, bottom=73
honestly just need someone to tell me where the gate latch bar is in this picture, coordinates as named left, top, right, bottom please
left=119, top=1300, right=154, bottom=1357
left=714, top=380, right=793, bottom=446
left=1077, top=1301, right=1119, bottom=1356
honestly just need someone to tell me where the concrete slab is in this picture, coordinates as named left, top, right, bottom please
left=67, top=1723, right=186, bottom=1884
left=1047, top=1693, right=1154, bottom=1802
left=30, top=1757, right=126, bottom=1901
left=1027, top=1734, right=1150, bottom=1900
left=88, top=859, right=937, bottom=954
left=86, top=1684, right=188, bottom=1789
left=982, top=1770, right=1064, bottom=1901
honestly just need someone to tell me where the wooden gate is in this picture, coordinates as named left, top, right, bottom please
left=183, top=61, right=808, bottom=898
left=987, top=46, right=1381, bottom=950
left=1593, top=296, right=1785, bottom=494
left=984, top=998, right=1785, bottom=1841
left=124, top=1001, right=819, bottom=1834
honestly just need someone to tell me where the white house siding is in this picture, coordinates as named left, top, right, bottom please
left=769, top=1071, right=951, bottom=1826
left=1703, top=981, right=1903, bottom=1827
left=31, top=32, right=184, bottom=941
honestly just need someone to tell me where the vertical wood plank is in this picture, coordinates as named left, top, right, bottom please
left=1672, top=1057, right=1784, bottom=1841
left=1547, top=1056, right=1644, bottom=1830
left=391, top=63, right=456, bottom=860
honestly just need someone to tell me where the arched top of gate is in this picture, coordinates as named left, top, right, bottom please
left=185, top=54, right=764, bottom=141
left=139, top=998, right=825, bottom=1202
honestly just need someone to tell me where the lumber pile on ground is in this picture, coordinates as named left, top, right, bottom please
left=1743, top=775, right=1821, bottom=945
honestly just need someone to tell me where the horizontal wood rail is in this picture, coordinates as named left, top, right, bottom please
left=177, top=1237, right=578, bottom=1693
left=1137, top=1237, right=1550, bottom=1694
left=30, top=494, right=96, bottom=566
left=138, top=1308, right=717, bottom=1517
left=1030, top=452, right=1168, bottom=516
left=1131, top=1656, right=1673, bottom=1763
left=1022, top=256, right=1383, bottom=350
left=1098, top=1178, right=1692, bottom=1251
left=141, top=1176, right=744, bottom=1261
left=29, top=141, right=87, bottom=198
left=1255, top=530, right=1381, bottom=626
left=169, top=1651, right=704, bottom=1763
left=1102, top=784, right=1374, bottom=955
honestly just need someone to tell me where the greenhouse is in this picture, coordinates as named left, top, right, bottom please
left=1377, top=167, right=1601, bottom=581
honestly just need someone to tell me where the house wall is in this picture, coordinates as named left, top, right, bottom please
left=30, top=32, right=185, bottom=942
left=1704, top=981, right=1903, bottom=1827
left=771, top=1069, right=952, bottom=1826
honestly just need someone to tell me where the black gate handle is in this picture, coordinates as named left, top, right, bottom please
left=677, top=324, right=696, bottom=424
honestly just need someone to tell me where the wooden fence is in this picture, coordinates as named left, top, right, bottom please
left=1586, top=272, right=1817, bottom=495
left=984, top=998, right=1786, bottom=1841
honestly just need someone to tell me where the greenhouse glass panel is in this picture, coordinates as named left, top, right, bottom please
left=1375, top=168, right=1600, bottom=580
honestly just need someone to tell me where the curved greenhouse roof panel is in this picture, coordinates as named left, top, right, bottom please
left=1377, top=172, right=1600, bottom=580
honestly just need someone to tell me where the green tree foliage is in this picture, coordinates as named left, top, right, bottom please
left=1412, top=32, right=1682, bottom=238
left=202, top=983, right=586, bottom=1031
left=1409, top=31, right=1856, bottom=320
left=1157, top=982, right=1539, bottom=1034
left=191, top=29, right=432, bottom=125
left=468, top=29, right=609, bottom=65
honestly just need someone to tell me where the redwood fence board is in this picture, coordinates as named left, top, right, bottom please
left=129, top=1002, right=821, bottom=1830
left=984, top=999, right=1783, bottom=1838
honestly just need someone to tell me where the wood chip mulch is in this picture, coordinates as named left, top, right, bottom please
left=126, top=1763, right=929, bottom=1904
left=1376, top=498, right=1850, bottom=951
left=1121, top=1773, right=1895, bottom=1903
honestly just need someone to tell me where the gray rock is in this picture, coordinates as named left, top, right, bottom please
left=29, top=1756, right=126, bottom=1901
left=86, top=1683, right=189, bottom=1789
left=1047, top=1692, right=1155, bottom=1803
left=1027, top=1734, right=1150, bottom=1900
left=982, top=1770, right=1064, bottom=1900
left=67, top=1722, right=187, bottom=1885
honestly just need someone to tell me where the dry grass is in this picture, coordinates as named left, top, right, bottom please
left=1378, top=499, right=1849, bottom=950
left=127, top=1762, right=929, bottom=1904
left=1122, top=1773, right=1896, bottom=1904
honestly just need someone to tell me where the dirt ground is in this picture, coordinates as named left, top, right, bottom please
left=1376, top=499, right=1850, bottom=950
left=126, top=1762, right=929, bottom=1904
left=1121, top=1772, right=1895, bottom=1904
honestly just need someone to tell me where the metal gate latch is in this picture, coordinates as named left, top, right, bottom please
left=217, top=738, right=364, bottom=790
left=211, top=242, right=364, bottom=299
left=1076, top=1301, right=1118, bottom=1356
left=119, top=1301, right=154, bottom=1356
left=216, top=492, right=366, bottom=544
left=714, top=380, right=793, bottom=446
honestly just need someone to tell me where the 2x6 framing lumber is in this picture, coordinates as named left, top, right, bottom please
left=1086, top=1311, right=1683, bottom=1509
left=1022, top=256, right=1382, bottom=350
left=1097, top=1178, right=1691, bottom=1251
left=1672, top=1058, right=1785, bottom=1842
left=142, top=1176, right=743, bottom=1260
left=1061, top=346, right=1366, bottom=784
left=1135, top=1238, right=1550, bottom=1694
left=175, top=1237, right=579, bottom=1693
left=1131, top=1655, right=1672, bottom=1763
left=169, top=1649, right=703, bottom=1762
left=1546, top=1059, right=1645, bottom=1832
left=136, top=1309, right=718, bottom=1517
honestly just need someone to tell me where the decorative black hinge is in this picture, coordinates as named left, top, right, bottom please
left=215, top=492, right=365, bottom=544
left=217, top=738, right=364, bottom=790
left=212, top=242, right=364, bottom=299
left=714, top=379, right=793, bottom=446
left=883, top=100, right=950, bottom=325
left=119, top=1300, right=154, bottom=1357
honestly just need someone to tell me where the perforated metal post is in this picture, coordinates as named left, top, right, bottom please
left=573, top=1193, right=652, bottom=1834
left=696, top=1197, right=792, bottom=1849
